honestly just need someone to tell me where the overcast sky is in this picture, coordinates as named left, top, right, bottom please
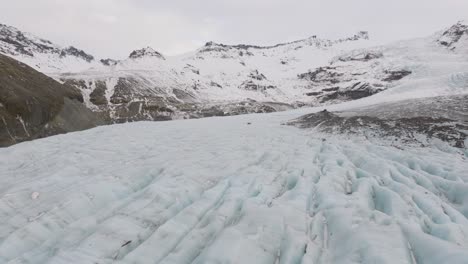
left=1, top=0, right=467, bottom=59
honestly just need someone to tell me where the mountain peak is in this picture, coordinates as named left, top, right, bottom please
left=355, top=31, right=370, bottom=40
left=0, top=22, right=97, bottom=73
left=437, top=21, right=468, bottom=48
left=0, top=23, right=60, bottom=57
left=128, top=47, right=165, bottom=60
left=100, top=58, right=119, bottom=66
left=60, top=46, right=94, bottom=62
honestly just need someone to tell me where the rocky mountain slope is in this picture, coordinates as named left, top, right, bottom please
left=299, top=21, right=468, bottom=105
left=0, top=23, right=377, bottom=121
left=0, top=53, right=104, bottom=147
left=3, top=22, right=467, bottom=121
left=0, top=23, right=100, bottom=73
left=0, top=21, right=467, bottom=143
left=287, top=94, right=468, bottom=148
left=55, top=31, right=377, bottom=122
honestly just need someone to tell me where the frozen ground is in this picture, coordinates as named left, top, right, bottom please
left=1, top=105, right=468, bottom=264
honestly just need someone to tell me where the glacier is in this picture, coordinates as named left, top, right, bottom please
left=1, top=20, right=468, bottom=264
left=1, top=103, right=468, bottom=264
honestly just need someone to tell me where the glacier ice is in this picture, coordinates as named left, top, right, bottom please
left=1, top=108, right=468, bottom=264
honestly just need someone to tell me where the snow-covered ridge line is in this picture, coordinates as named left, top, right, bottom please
left=0, top=23, right=93, bottom=60
left=1, top=21, right=468, bottom=131
left=200, top=31, right=369, bottom=52
left=0, top=23, right=100, bottom=72
left=437, top=20, right=468, bottom=51
left=128, top=47, right=165, bottom=60
left=0, top=22, right=371, bottom=73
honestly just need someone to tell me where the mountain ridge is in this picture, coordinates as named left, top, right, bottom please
left=0, top=22, right=372, bottom=72
left=0, top=53, right=104, bottom=146
left=0, top=21, right=467, bottom=145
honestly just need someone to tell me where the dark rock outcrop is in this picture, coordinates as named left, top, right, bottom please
left=248, top=70, right=267, bottom=81
left=239, top=81, right=276, bottom=91
left=110, top=78, right=138, bottom=104
left=287, top=95, right=468, bottom=148
left=191, top=101, right=292, bottom=118
left=382, top=70, right=412, bottom=82
left=184, top=64, right=200, bottom=75
left=298, top=67, right=344, bottom=84
left=89, top=81, right=108, bottom=105
left=298, top=53, right=411, bottom=103
left=336, top=51, right=383, bottom=62
left=0, top=24, right=59, bottom=57
left=437, top=21, right=468, bottom=48
left=100, top=58, right=118, bottom=66
left=319, top=82, right=383, bottom=102
left=129, top=47, right=165, bottom=60
left=60, top=46, right=94, bottom=62
left=0, top=24, right=97, bottom=65
left=0, top=54, right=104, bottom=147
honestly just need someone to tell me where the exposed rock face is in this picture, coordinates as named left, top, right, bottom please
left=190, top=101, right=294, bottom=118
left=110, top=78, right=138, bottom=104
left=287, top=95, right=468, bottom=148
left=237, top=70, right=277, bottom=91
left=239, top=81, right=276, bottom=91
left=298, top=66, right=344, bottom=83
left=60, top=46, right=94, bottom=62
left=318, top=82, right=383, bottom=102
left=298, top=49, right=412, bottom=103
left=0, top=22, right=379, bottom=111
left=59, top=74, right=293, bottom=125
left=298, top=65, right=387, bottom=103
left=0, top=23, right=100, bottom=72
left=437, top=21, right=468, bottom=49
left=89, top=80, right=108, bottom=105
left=184, top=64, right=200, bottom=75
left=62, top=76, right=186, bottom=123
left=0, top=24, right=95, bottom=61
left=382, top=70, right=412, bottom=82
left=248, top=70, right=267, bottom=81
left=0, top=23, right=59, bottom=57
left=0, top=54, right=104, bottom=147
left=100, top=58, right=118, bottom=66
left=336, top=50, right=383, bottom=62
left=129, top=47, right=165, bottom=60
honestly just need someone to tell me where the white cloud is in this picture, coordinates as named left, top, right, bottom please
left=0, top=0, right=467, bottom=59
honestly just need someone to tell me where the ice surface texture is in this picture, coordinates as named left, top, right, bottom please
left=1, top=110, right=467, bottom=264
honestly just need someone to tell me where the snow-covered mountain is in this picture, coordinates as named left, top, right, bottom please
left=0, top=23, right=101, bottom=72
left=437, top=20, right=468, bottom=52
left=302, top=21, right=468, bottom=104
left=0, top=23, right=378, bottom=122
left=55, top=31, right=378, bottom=122
left=1, top=21, right=467, bottom=136
left=2, top=21, right=468, bottom=126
